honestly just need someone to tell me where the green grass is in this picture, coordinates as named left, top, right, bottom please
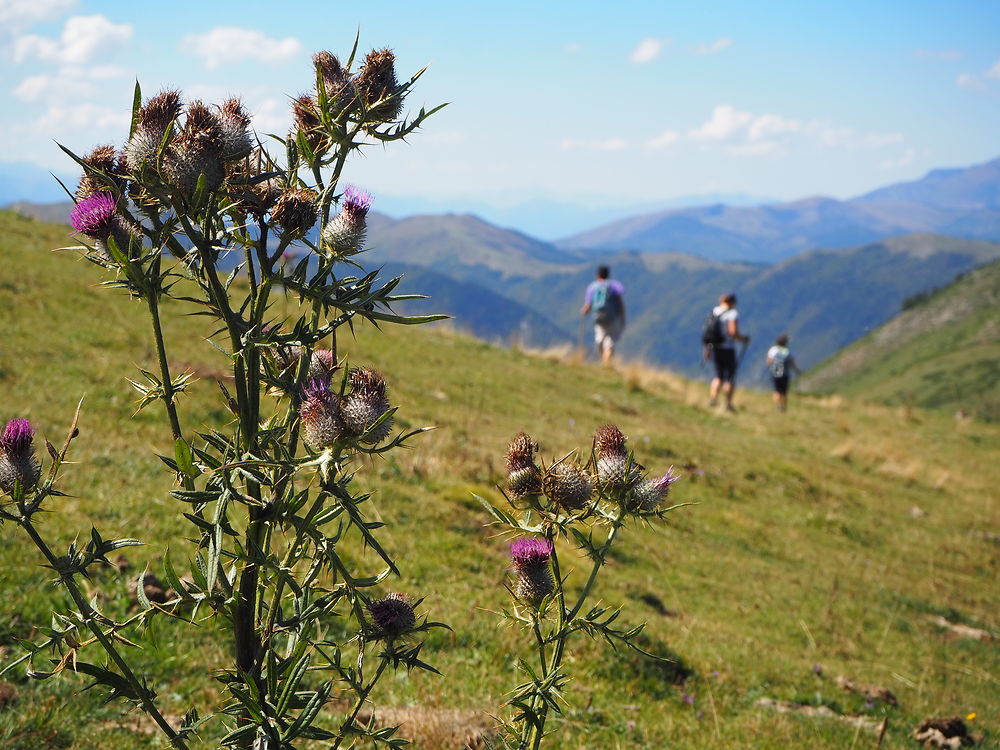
left=0, top=210, right=997, bottom=748
left=804, top=258, right=1000, bottom=421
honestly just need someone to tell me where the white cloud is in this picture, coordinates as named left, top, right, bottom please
left=879, top=148, right=915, bottom=169
left=181, top=27, right=302, bottom=70
left=684, top=105, right=901, bottom=157
left=646, top=129, right=680, bottom=149
left=956, top=72, right=982, bottom=89
left=688, top=104, right=753, bottom=142
left=0, top=0, right=76, bottom=31
left=630, top=37, right=668, bottom=64
left=12, top=64, right=128, bottom=102
left=693, top=37, right=732, bottom=55
left=986, top=59, right=1000, bottom=79
left=38, top=100, right=128, bottom=131
left=13, top=14, right=132, bottom=64
left=559, top=137, right=629, bottom=152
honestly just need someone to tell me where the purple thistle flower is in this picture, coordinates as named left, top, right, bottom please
left=321, top=185, right=373, bottom=257
left=70, top=192, right=117, bottom=239
left=367, top=593, right=416, bottom=639
left=343, top=184, right=373, bottom=213
left=510, top=537, right=555, bottom=606
left=681, top=691, right=695, bottom=705
left=510, top=537, right=553, bottom=568
left=299, top=378, right=343, bottom=450
left=0, top=418, right=40, bottom=495
left=633, top=465, right=682, bottom=511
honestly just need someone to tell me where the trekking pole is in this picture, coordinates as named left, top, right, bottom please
left=577, top=314, right=587, bottom=359
left=737, top=339, right=749, bottom=368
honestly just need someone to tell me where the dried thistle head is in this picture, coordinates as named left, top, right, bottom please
left=217, top=98, right=253, bottom=161
left=271, top=188, right=318, bottom=235
left=290, top=94, right=328, bottom=156
left=0, top=418, right=40, bottom=495
left=542, top=460, right=593, bottom=511
left=594, top=424, right=638, bottom=489
left=510, top=537, right=555, bottom=605
left=299, top=378, right=343, bottom=450
left=505, top=432, right=542, bottom=497
left=320, top=185, right=372, bottom=257
left=76, top=144, right=124, bottom=200
left=162, top=101, right=226, bottom=196
left=313, top=51, right=357, bottom=113
left=632, top=467, right=681, bottom=511
left=355, top=47, right=403, bottom=123
left=342, top=368, right=392, bottom=444
left=125, top=90, right=181, bottom=171
left=367, top=593, right=416, bottom=640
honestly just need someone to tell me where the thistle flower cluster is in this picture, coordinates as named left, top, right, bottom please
left=292, top=49, right=406, bottom=157
left=503, top=425, right=680, bottom=516
left=298, top=367, right=394, bottom=450
left=69, top=192, right=140, bottom=261
left=0, top=418, right=40, bottom=496
left=510, top=537, right=554, bottom=606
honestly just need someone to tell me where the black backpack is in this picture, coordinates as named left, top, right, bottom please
left=593, top=282, right=623, bottom=325
left=701, top=309, right=725, bottom=346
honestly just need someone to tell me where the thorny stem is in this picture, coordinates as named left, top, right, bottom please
left=525, top=508, right=629, bottom=750
left=20, top=519, right=189, bottom=750
left=146, top=294, right=183, bottom=443
left=333, top=657, right=388, bottom=749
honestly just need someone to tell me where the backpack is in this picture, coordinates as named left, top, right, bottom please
left=592, top=281, right=623, bottom=325
left=769, top=347, right=789, bottom=378
left=701, top=309, right=725, bottom=346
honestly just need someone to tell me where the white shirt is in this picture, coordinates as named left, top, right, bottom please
left=713, top=305, right=739, bottom=349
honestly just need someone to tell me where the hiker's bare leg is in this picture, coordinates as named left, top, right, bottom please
left=723, top=381, right=735, bottom=408
left=601, top=343, right=614, bottom=365
left=709, top=378, right=722, bottom=403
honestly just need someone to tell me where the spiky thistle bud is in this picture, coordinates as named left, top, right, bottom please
left=299, top=378, right=344, bottom=450
left=271, top=188, right=318, bottom=236
left=355, top=48, right=403, bottom=123
left=290, top=94, right=328, bottom=156
left=313, top=51, right=357, bottom=115
left=76, top=145, right=125, bottom=200
left=342, top=368, right=393, bottom=444
left=632, top=467, right=681, bottom=511
left=505, top=432, right=542, bottom=497
left=320, top=185, right=372, bottom=257
left=214, top=98, right=253, bottom=161
left=542, top=460, right=594, bottom=511
left=510, top=537, right=554, bottom=605
left=594, top=424, right=639, bottom=489
left=0, top=419, right=40, bottom=495
left=162, top=100, right=226, bottom=197
left=125, top=90, right=181, bottom=171
left=367, top=593, right=416, bottom=640
left=308, top=349, right=337, bottom=382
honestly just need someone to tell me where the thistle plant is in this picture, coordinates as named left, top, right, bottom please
left=481, top=425, right=686, bottom=749
left=1, top=40, right=448, bottom=748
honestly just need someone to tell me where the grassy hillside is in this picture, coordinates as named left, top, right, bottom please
left=0, top=210, right=997, bottom=748
left=802, top=258, right=1000, bottom=420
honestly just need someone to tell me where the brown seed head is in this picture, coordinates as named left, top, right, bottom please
left=271, top=188, right=318, bottom=235
left=594, top=424, right=627, bottom=459
left=355, top=48, right=402, bottom=122
left=217, top=98, right=253, bottom=160
left=291, top=94, right=328, bottom=155
left=76, top=144, right=125, bottom=199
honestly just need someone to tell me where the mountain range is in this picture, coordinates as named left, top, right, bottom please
left=7, top=156, right=1000, bottom=387
left=557, top=157, right=1000, bottom=263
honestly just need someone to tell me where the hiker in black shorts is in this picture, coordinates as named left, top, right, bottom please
left=704, top=293, right=750, bottom=411
left=767, top=333, right=802, bottom=411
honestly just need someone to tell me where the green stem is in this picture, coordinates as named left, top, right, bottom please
left=21, top=520, right=189, bottom=750
left=333, top=657, right=388, bottom=749
left=146, top=294, right=183, bottom=443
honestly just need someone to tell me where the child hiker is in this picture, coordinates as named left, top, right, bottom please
left=766, top=333, right=802, bottom=411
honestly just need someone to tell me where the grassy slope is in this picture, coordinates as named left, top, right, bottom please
left=803, top=259, right=1000, bottom=420
left=0, top=210, right=997, bottom=748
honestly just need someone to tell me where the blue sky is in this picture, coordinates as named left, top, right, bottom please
left=1, top=0, right=998, bottom=235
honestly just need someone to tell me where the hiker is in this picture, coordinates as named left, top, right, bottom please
left=766, top=333, right=802, bottom=411
left=702, top=292, right=750, bottom=410
left=580, top=265, right=626, bottom=365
